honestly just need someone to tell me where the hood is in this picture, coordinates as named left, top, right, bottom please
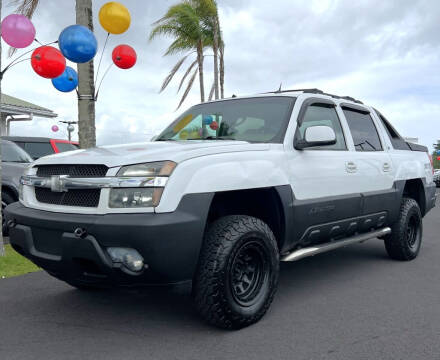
left=32, top=141, right=270, bottom=168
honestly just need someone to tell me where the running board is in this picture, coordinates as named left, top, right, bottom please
left=281, top=227, right=391, bottom=262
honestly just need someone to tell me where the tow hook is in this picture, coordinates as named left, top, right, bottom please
left=74, top=227, right=88, bottom=239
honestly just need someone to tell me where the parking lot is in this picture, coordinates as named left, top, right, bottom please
left=0, top=192, right=439, bottom=360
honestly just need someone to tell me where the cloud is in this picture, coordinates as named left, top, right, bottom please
left=2, top=0, right=440, bottom=149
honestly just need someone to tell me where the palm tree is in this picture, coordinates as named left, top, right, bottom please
left=12, top=0, right=96, bottom=149
left=150, top=0, right=224, bottom=108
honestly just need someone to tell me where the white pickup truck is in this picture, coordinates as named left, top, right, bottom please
left=5, top=89, right=437, bottom=329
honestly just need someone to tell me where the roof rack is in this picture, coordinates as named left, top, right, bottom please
left=264, top=88, right=364, bottom=104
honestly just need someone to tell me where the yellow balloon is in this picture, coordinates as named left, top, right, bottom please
left=173, top=114, right=193, bottom=133
left=99, top=2, right=131, bottom=34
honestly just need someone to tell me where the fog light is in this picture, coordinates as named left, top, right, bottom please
left=107, top=247, right=144, bottom=273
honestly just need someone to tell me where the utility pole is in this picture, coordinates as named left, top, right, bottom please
left=59, top=120, right=78, bottom=142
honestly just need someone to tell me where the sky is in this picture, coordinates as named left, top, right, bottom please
left=1, top=0, right=439, bottom=149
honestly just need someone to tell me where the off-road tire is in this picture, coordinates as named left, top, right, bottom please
left=385, top=197, right=423, bottom=261
left=193, top=215, right=279, bottom=329
left=2, top=191, right=15, bottom=236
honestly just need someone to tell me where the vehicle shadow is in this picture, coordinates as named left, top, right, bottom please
left=37, top=240, right=388, bottom=332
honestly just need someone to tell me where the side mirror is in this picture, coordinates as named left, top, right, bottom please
left=294, top=125, right=336, bottom=150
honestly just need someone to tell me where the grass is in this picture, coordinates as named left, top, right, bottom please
left=0, top=244, right=40, bottom=279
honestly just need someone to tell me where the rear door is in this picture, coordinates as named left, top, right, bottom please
left=340, top=104, right=396, bottom=217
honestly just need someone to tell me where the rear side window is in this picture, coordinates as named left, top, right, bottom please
left=343, top=109, right=383, bottom=151
left=24, top=142, right=54, bottom=159
left=375, top=110, right=410, bottom=150
left=296, top=104, right=347, bottom=150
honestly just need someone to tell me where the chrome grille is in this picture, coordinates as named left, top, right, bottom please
left=35, top=188, right=101, bottom=207
left=36, top=164, right=108, bottom=178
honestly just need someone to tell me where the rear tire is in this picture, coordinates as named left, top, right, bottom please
left=385, top=197, right=422, bottom=261
left=193, top=215, right=279, bottom=329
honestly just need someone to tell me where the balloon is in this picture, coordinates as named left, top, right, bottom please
left=58, top=25, right=97, bottom=63
left=51, top=66, right=78, bottom=92
left=112, top=44, right=137, bottom=69
left=437, top=156, right=440, bottom=161
left=1, top=14, right=35, bottom=48
left=31, top=46, right=66, bottom=79
left=99, top=2, right=131, bottom=34
left=210, top=121, right=219, bottom=130
left=436, top=150, right=440, bottom=155
left=203, top=115, right=213, bottom=125
left=51, top=125, right=59, bottom=132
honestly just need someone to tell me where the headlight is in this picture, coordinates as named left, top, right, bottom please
left=117, top=161, right=176, bottom=177
left=110, top=161, right=176, bottom=208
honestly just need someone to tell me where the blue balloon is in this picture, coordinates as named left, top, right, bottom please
left=203, top=115, right=213, bottom=125
left=51, top=66, right=78, bottom=92
left=58, top=25, right=97, bottom=63
left=437, top=150, right=440, bottom=155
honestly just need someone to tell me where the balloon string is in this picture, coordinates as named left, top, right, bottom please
left=94, top=32, right=110, bottom=87
left=95, top=63, right=114, bottom=101
left=1, top=40, right=58, bottom=75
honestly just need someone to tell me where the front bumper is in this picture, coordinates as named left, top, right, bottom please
left=5, top=193, right=213, bottom=287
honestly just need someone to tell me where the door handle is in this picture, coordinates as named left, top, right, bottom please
left=345, top=161, right=357, bottom=173
left=383, top=162, right=391, bottom=172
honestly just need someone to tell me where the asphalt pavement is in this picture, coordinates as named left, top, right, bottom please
left=1, top=194, right=439, bottom=360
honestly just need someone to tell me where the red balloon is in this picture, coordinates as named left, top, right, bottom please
left=437, top=156, right=440, bottom=161
left=31, top=46, right=66, bottom=79
left=112, top=44, right=137, bottom=69
left=210, top=121, right=219, bottom=130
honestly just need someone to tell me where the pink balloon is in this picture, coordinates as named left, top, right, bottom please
left=51, top=125, right=59, bottom=132
left=1, top=14, right=36, bottom=48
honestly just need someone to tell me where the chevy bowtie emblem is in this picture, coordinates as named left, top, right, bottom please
left=50, top=175, right=69, bottom=192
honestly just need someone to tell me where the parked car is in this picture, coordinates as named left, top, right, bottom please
left=434, top=169, right=440, bottom=187
left=1, top=140, right=33, bottom=235
left=5, top=89, right=437, bottom=329
left=3, top=136, right=79, bottom=159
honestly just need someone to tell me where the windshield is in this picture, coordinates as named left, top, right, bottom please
left=1, top=141, right=33, bottom=163
left=156, top=96, right=295, bottom=143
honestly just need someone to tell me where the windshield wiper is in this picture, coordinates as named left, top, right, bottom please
left=155, top=138, right=176, bottom=141
left=203, top=136, right=235, bottom=140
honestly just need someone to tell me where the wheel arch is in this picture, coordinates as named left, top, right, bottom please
left=1, top=183, right=19, bottom=202
left=206, top=185, right=294, bottom=252
left=402, top=178, right=427, bottom=216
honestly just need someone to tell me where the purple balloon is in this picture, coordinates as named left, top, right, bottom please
left=51, top=125, right=59, bottom=132
left=1, top=14, right=36, bottom=48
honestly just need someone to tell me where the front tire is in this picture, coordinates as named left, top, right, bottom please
left=385, top=197, right=423, bottom=261
left=193, top=215, right=279, bottom=329
left=2, top=191, right=16, bottom=236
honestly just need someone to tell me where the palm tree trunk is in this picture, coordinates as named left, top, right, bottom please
left=76, top=0, right=96, bottom=149
left=219, top=41, right=225, bottom=99
left=0, top=0, right=4, bottom=256
left=213, top=17, right=219, bottom=100
left=196, top=40, right=205, bottom=102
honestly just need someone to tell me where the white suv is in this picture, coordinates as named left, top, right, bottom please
left=5, top=89, right=437, bottom=329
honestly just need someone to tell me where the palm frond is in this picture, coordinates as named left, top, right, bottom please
left=178, top=59, right=198, bottom=92
left=177, top=68, right=198, bottom=109
left=160, top=54, right=190, bottom=93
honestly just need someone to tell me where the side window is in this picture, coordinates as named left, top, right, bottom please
left=297, top=104, right=346, bottom=150
left=375, top=110, right=409, bottom=150
left=24, top=142, right=54, bottom=159
left=343, top=109, right=383, bottom=151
